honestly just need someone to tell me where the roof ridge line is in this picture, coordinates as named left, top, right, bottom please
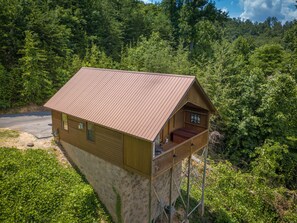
left=81, top=67, right=195, bottom=79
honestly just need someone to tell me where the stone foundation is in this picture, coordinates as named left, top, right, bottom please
left=61, top=141, right=182, bottom=222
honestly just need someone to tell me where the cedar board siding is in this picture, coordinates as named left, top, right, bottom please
left=123, top=134, right=152, bottom=177
left=161, top=109, right=184, bottom=142
left=187, top=84, right=210, bottom=111
left=173, top=84, right=210, bottom=114
left=184, top=110, right=209, bottom=133
left=174, top=109, right=184, bottom=130
left=52, top=110, right=123, bottom=167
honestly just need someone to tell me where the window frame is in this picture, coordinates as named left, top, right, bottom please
left=190, top=113, right=200, bottom=124
left=86, top=122, right=95, bottom=142
left=61, top=113, right=68, bottom=131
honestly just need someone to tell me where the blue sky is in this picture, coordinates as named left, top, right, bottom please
left=143, top=0, right=297, bottom=22
left=215, top=0, right=297, bottom=22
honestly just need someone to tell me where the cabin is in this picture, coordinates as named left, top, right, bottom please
left=44, top=67, right=215, bottom=222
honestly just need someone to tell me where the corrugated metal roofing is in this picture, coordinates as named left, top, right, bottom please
left=45, top=68, right=198, bottom=141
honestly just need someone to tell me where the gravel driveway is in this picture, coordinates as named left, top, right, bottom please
left=0, top=112, right=52, bottom=138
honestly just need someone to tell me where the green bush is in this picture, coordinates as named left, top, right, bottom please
left=0, top=148, right=112, bottom=223
left=181, top=161, right=297, bottom=223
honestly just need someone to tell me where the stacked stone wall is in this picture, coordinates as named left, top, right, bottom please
left=61, top=141, right=182, bottom=222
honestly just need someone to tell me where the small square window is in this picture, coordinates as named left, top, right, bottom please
left=87, top=122, right=95, bottom=142
left=62, top=113, right=68, bottom=130
left=190, top=113, right=200, bottom=124
left=78, top=123, right=84, bottom=130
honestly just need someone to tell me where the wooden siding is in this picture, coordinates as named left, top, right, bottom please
left=187, top=84, right=209, bottom=110
left=172, top=83, right=210, bottom=115
left=160, top=109, right=184, bottom=143
left=184, top=110, right=208, bottom=133
left=172, top=109, right=184, bottom=131
left=52, top=110, right=123, bottom=167
left=161, top=121, right=170, bottom=142
left=123, top=134, right=152, bottom=177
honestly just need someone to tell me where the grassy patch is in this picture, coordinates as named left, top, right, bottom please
left=0, top=147, right=112, bottom=223
left=0, top=129, right=19, bottom=139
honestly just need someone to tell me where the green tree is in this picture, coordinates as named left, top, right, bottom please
left=143, top=3, right=173, bottom=42
left=249, top=44, right=288, bottom=76
left=120, top=32, right=174, bottom=73
left=161, top=0, right=183, bottom=41
left=231, top=36, right=255, bottom=59
left=258, top=73, right=297, bottom=144
left=251, top=140, right=288, bottom=185
left=83, top=44, right=114, bottom=69
left=283, top=22, right=297, bottom=80
left=178, top=0, right=227, bottom=52
left=121, top=32, right=194, bottom=74
left=19, top=31, right=52, bottom=104
left=192, top=20, right=222, bottom=60
left=0, top=0, right=25, bottom=69
left=0, top=65, right=14, bottom=108
left=85, top=0, right=123, bottom=60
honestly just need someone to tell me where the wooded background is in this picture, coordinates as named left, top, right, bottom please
left=0, top=0, right=296, bottom=221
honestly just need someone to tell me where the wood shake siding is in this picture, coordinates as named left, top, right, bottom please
left=52, top=110, right=123, bottom=167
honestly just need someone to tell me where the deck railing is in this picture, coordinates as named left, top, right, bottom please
left=152, top=129, right=208, bottom=177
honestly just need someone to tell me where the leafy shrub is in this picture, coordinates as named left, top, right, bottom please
left=0, top=148, right=112, bottom=223
left=182, top=161, right=297, bottom=223
left=251, top=140, right=288, bottom=185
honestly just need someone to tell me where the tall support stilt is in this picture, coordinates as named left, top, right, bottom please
left=149, top=178, right=152, bottom=223
left=201, top=146, right=208, bottom=217
left=150, top=143, right=210, bottom=222
left=186, top=155, right=191, bottom=218
left=169, top=167, right=173, bottom=223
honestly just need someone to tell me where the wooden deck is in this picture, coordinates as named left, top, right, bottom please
left=152, top=129, right=209, bottom=177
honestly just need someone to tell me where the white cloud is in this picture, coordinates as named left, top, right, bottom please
left=221, top=7, right=229, bottom=13
left=240, top=0, right=297, bottom=22
left=141, top=0, right=155, bottom=3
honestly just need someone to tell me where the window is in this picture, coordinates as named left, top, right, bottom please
left=87, top=122, right=95, bottom=142
left=190, top=113, right=200, bottom=124
left=62, top=113, right=68, bottom=130
left=78, top=123, right=84, bottom=130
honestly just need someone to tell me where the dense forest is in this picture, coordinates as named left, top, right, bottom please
left=0, top=0, right=296, bottom=221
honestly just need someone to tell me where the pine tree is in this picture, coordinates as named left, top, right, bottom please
left=0, top=64, right=13, bottom=108
left=19, top=31, right=52, bottom=104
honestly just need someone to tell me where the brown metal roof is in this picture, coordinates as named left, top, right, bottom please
left=45, top=68, right=200, bottom=141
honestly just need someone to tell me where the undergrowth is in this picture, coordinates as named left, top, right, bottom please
left=179, top=161, right=297, bottom=223
left=0, top=147, right=112, bottom=223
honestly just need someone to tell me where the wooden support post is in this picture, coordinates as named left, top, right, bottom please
left=149, top=178, right=152, bottom=223
left=186, top=155, right=191, bottom=218
left=169, top=167, right=173, bottom=223
left=201, top=146, right=208, bottom=217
